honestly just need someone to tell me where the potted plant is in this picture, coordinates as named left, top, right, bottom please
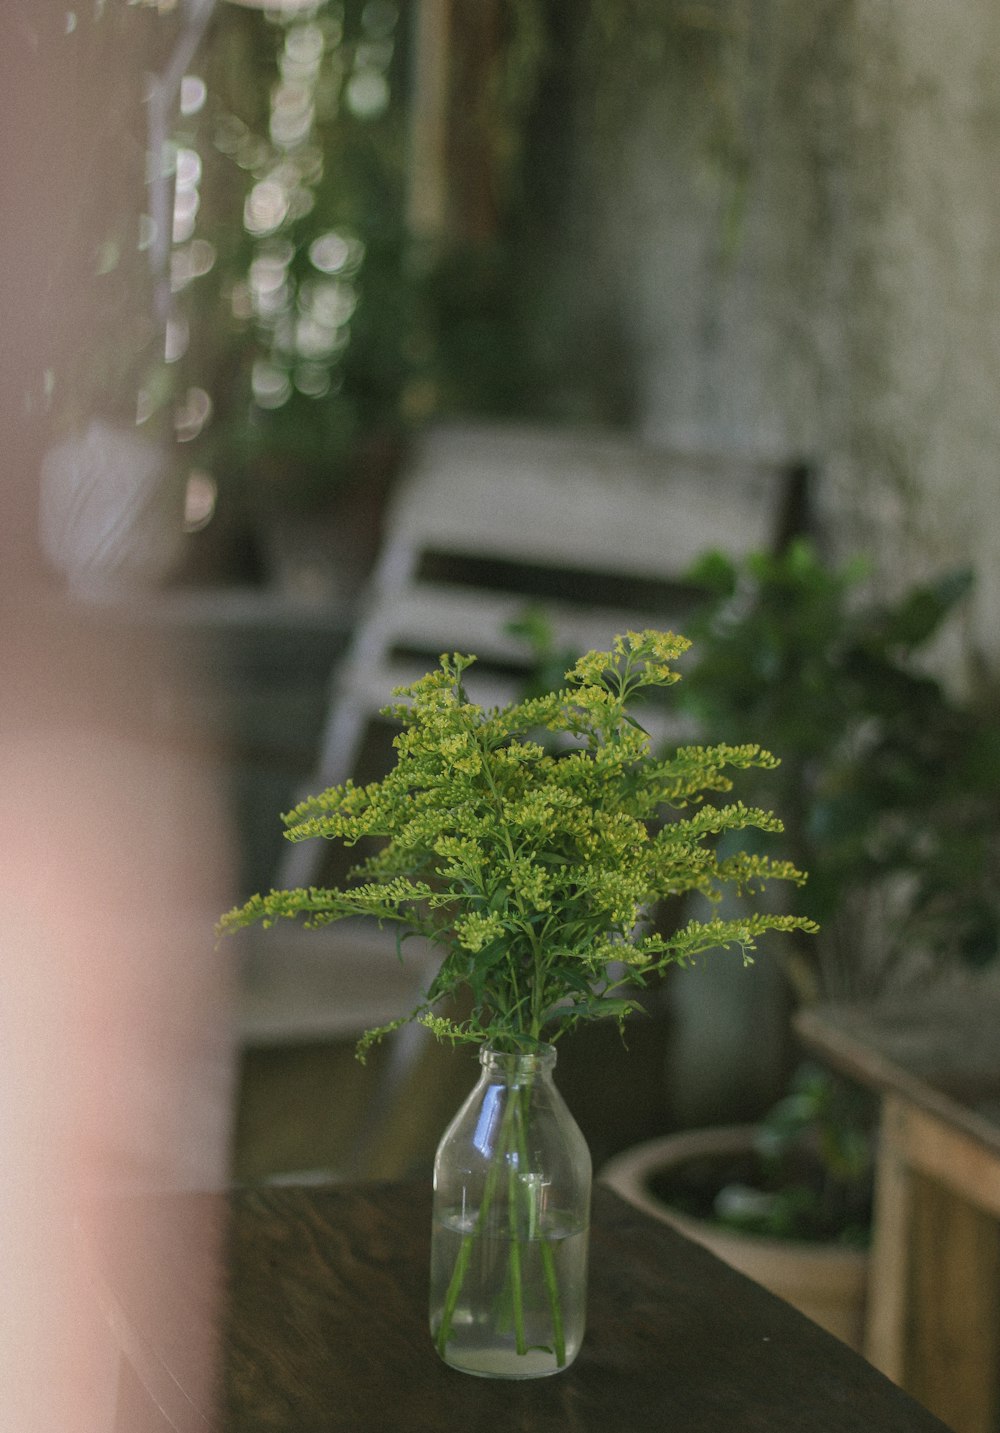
left=601, top=543, right=1000, bottom=1349
left=601, top=1063, right=875, bottom=1349
left=219, top=629, right=815, bottom=1378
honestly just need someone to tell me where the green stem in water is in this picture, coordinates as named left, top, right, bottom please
left=434, top=1077, right=515, bottom=1356
left=436, top=1058, right=568, bottom=1367
left=507, top=1150, right=527, bottom=1356
left=435, top=1126, right=506, bottom=1355
left=540, top=1240, right=566, bottom=1366
left=512, top=1079, right=567, bottom=1367
left=435, top=1229, right=476, bottom=1356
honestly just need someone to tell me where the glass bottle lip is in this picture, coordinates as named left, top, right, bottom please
left=480, top=1042, right=557, bottom=1073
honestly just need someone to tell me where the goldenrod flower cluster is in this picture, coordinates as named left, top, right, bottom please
left=218, top=629, right=817, bottom=1054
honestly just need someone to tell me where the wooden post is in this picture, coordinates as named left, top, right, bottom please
left=866, top=1094, right=914, bottom=1384
left=866, top=1094, right=1000, bottom=1433
left=406, top=0, right=503, bottom=244
left=406, top=0, right=453, bottom=241
left=908, top=1171, right=1000, bottom=1433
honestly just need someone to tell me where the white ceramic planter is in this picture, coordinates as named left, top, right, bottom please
left=600, top=1125, right=868, bottom=1352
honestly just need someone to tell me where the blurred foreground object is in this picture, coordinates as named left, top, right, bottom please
left=0, top=2, right=235, bottom=1427
left=0, top=596, right=236, bottom=1431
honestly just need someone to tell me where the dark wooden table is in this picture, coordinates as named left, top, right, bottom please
left=97, top=1180, right=951, bottom=1432
left=797, top=983, right=1000, bottom=1433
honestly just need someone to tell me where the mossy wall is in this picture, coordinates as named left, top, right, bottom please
left=550, top=0, right=1000, bottom=671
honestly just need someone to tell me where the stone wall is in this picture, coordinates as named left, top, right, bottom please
left=558, top=0, right=1000, bottom=672
left=852, top=1, right=1000, bottom=666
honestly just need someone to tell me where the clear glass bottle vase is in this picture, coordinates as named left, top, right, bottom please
left=429, top=1043, right=592, bottom=1379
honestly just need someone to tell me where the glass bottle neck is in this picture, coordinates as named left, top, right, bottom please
left=480, top=1044, right=557, bottom=1082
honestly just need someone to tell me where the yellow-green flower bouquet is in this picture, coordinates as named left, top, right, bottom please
left=220, top=630, right=816, bottom=1378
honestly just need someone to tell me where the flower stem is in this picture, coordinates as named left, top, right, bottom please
left=540, top=1240, right=566, bottom=1366
left=434, top=1115, right=506, bottom=1355
left=435, top=1060, right=568, bottom=1367
left=435, top=1229, right=475, bottom=1356
left=512, top=1078, right=566, bottom=1366
left=507, top=1154, right=527, bottom=1355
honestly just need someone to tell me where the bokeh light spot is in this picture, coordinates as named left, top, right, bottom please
left=174, top=387, right=213, bottom=443
left=252, top=360, right=292, bottom=409
left=345, top=68, right=390, bottom=120
left=244, top=181, right=289, bottom=236
left=309, top=229, right=363, bottom=274
left=294, top=362, right=332, bottom=397
left=165, top=316, right=190, bottom=363
left=183, top=470, right=217, bottom=532
left=180, top=75, right=208, bottom=117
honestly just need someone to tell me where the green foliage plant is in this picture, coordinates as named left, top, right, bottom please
left=219, top=629, right=817, bottom=1057
left=682, top=541, right=1000, bottom=1003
